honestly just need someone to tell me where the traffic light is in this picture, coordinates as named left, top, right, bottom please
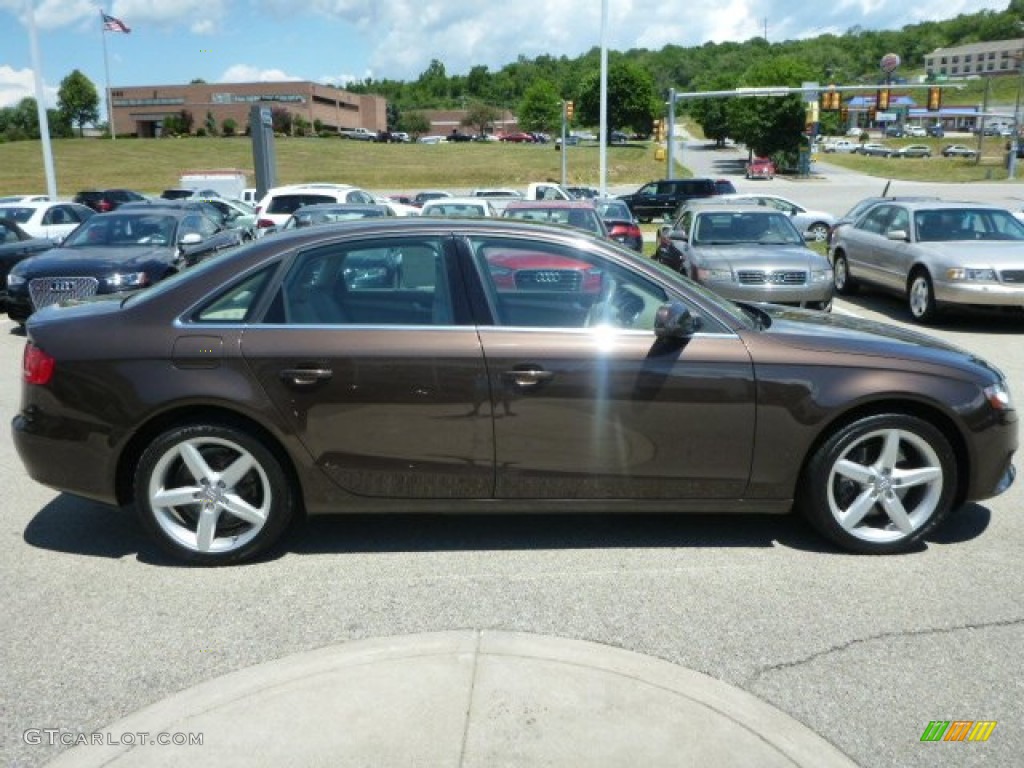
left=867, top=106, right=877, bottom=122
left=820, top=89, right=840, bottom=111
left=565, top=100, right=574, bottom=121
left=840, top=107, right=849, bottom=123
left=876, top=89, right=890, bottom=111
left=927, top=86, right=942, bottom=112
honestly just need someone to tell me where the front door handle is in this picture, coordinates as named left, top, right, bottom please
left=280, top=367, right=333, bottom=386
left=502, top=368, right=554, bottom=388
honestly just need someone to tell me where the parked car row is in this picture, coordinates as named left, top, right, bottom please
left=0, top=200, right=247, bottom=324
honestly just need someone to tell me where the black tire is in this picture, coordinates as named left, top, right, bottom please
left=797, top=414, right=957, bottom=554
left=907, top=269, right=939, bottom=323
left=134, top=423, right=295, bottom=565
left=832, top=253, right=858, bottom=295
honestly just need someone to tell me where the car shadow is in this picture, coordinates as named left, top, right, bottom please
left=838, top=291, right=1024, bottom=333
left=22, top=495, right=992, bottom=565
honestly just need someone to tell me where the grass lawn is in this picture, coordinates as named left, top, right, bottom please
left=2, top=137, right=671, bottom=198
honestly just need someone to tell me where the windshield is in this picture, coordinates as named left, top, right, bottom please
left=0, top=207, right=33, bottom=223
left=62, top=213, right=178, bottom=247
left=914, top=208, right=1024, bottom=242
left=692, top=211, right=803, bottom=245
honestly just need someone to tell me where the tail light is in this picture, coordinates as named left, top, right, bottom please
left=23, top=342, right=55, bottom=385
left=257, top=218, right=275, bottom=229
left=97, top=200, right=113, bottom=212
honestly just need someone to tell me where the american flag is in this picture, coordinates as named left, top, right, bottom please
left=101, top=12, right=131, bottom=34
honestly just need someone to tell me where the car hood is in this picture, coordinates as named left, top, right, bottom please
left=693, top=244, right=828, bottom=269
left=749, top=304, right=1003, bottom=380
left=12, top=245, right=173, bottom=277
left=914, top=240, right=1024, bottom=265
left=0, top=237, right=54, bottom=256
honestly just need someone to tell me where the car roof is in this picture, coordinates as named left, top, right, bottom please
left=505, top=200, right=597, bottom=209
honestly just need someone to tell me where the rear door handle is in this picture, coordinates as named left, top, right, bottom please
left=502, top=368, right=554, bottom=388
left=280, top=367, right=333, bottom=386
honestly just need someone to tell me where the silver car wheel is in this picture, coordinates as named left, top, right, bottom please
left=826, top=427, right=944, bottom=544
left=908, top=272, right=936, bottom=321
left=147, top=436, right=272, bottom=555
left=808, top=223, right=829, bottom=242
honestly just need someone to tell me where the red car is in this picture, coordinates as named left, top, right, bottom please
left=746, top=157, right=776, bottom=180
left=485, top=248, right=604, bottom=293
left=499, top=132, right=535, bottom=143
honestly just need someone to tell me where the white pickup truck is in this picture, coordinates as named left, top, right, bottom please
left=821, top=138, right=858, bottom=153
left=339, top=127, right=375, bottom=141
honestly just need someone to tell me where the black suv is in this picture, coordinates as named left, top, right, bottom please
left=618, top=178, right=717, bottom=222
left=72, top=188, right=148, bottom=213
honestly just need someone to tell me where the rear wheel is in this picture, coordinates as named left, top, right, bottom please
left=134, top=423, right=295, bottom=565
left=807, top=222, right=830, bottom=242
left=797, top=414, right=956, bottom=554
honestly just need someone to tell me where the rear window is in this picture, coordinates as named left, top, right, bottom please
left=677, top=180, right=716, bottom=196
left=267, top=194, right=337, bottom=215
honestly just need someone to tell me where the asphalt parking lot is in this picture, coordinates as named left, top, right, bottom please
left=1, top=286, right=1022, bottom=767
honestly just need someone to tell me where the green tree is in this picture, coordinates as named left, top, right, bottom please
left=222, top=117, right=238, bottom=136
left=397, top=111, right=430, bottom=138
left=577, top=59, right=659, bottom=139
left=462, top=100, right=501, bottom=135
left=517, top=80, right=561, bottom=133
left=204, top=110, right=217, bottom=136
left=57, top=69, right=99, bottom=137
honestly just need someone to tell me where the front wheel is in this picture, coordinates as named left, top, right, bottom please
left=134, top=423, right=295, bottom=565
left=797, top=414, right=956, bottom=554
left=908, top=270, right=939, bottom=323
left=832, top=253, right=858, bottom=295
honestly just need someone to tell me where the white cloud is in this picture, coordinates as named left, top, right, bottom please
left=0, top=65, right=58, bottom=108
left=219, top=65, right=303, bottom=83
left=110, top=0, right=228, bottom=32
left=250, top=0, right=1010, bottom=79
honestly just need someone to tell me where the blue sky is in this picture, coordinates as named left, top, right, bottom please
left=0, top=1, right=1009, bottom=110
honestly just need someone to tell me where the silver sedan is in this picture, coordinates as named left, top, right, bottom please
left=830, top=200, right=1024, bottom=322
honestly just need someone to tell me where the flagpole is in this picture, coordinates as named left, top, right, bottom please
left=26, top=0, right=57, bottom=198
left=101, top=13, right=115, bottom=140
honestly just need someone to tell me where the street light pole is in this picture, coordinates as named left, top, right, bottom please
left=1010, top=53, right=1024, bottom=179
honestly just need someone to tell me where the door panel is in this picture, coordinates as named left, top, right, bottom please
left=478, top=329, right=755, bottom=498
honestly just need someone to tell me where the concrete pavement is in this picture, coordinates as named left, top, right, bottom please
left=45, top=631, right=858, bottom=767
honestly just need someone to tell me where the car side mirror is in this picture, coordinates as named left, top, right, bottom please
left=886, top=229, right=909, bottom=242
left=654, top=301, right=701, bottom=339
left=179, top=232, right=203, bottom=246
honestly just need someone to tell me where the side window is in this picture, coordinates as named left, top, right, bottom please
left=467, top=236, right=668, bottom=330
left=274, top=237, right=452, bottom=326
left=181, top=214, right=217, bottom=239
left=888, top=208, right=910, bottom=233
left=0, top=224, right=16, bottom=243
left=638, top=183, right=656, bottom=196
left=859, top=205, right=892, bottom=235
left=194, top=267, right=274, bottom=323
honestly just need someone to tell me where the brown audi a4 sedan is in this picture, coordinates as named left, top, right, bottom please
left=12, top=217, right=1018, bottom=565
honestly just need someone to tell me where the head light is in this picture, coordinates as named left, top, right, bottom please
left=984, top=382, right=1013, bottom=411
left=947, top=268, right=997, bottom=282
left=104, top=272, right=150, bottom=289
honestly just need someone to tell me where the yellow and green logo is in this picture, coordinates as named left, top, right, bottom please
left=921, top=721, right=997, bottom=742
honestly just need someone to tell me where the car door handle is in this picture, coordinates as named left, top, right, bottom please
left=502, top=368, right=554, bottom=388
left=280, top=367, right=333, bottom=386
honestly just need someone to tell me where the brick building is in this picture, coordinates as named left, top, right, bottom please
left=109, top=81, right=387, bottom=138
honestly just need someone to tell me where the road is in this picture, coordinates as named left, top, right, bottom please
left=669, top=132, right=1024, bottom=216
left=1, top=157, right=1022, bottom=767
